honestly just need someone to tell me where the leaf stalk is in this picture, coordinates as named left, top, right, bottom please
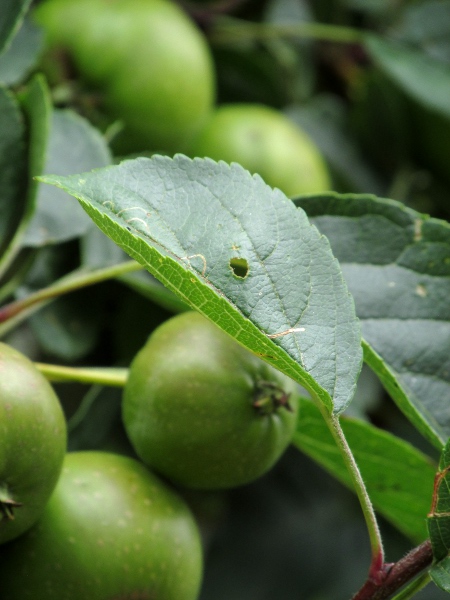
left=321, top=408, right=385, bottom=574
left=0, top=260, right=143, bottom=338
left=210, top=17, right=364, bottom=45
left=35, top=363, right=129, bottom=387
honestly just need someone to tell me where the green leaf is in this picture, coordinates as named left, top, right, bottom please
left=0, top=74, right=51, bottom=282
left=23, top=109, right=112, bottom=246
left=0, top=86, right=27, bottom=258
left=0, top=0, right=32, bottom=56
left=365, top=34, right=450, bottom=119
left=429, top=559, right=450, bottom=594
left=286, top=96, right=384, bottom=195
left=80, top=226, right=127, bottom=269
left=294, top=397, right=436, bottom=542
left=39, top=155, right=362, bottom=414
left=20, top=73, right=53, bottom=229
left=29, top=291, right=102, bottom=361
left=393, top=0, right=450, bottom=64
left=0, top=75, right=48, bottom=285
left=296, top=193, right=450, bottom=448
left=0, top=19, right=44, bottom=86
left=429, top=439, right=450, bottom=591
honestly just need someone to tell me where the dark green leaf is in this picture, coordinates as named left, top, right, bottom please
left=393, top=0, right=450, bottom=64
left=286, top=96, right=384, bottom=195
left=23, top=109, right=111, bottom=246
left=0, top=75, right=46, bottom=290
left=365, top=34, right=450, bottom=119
left=117, top=269, right=188, bottom=314
left=0, top=86, right=27, bottom=258
left=0, top=75, right=51, bottom=281
left=342, top=0, right=390, bottom=15
left=20, top=73, right=52, bottom=227
left=429, top=559, right=450, bottom=593
left=29, top=290, right=102, bottom=361
left=0, top=0, right=32, bottom=56
left=429, top=439, right=450, bottom=591
left=80, top=226, right=127, bottom=269
left=296, top=193, right=450, bottom=448
left=0, top=19, right=44, bottom=86
left=294, top=397, right=436, bottom=542
left=39, top=155, right=362, bottom=414
left=67, top=386, right=130, bottom=454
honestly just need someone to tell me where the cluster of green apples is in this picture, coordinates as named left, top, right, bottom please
left=0, top=343, right=202, bottom=600
left=34, top=0, right=331, bottom=197
left=0, top=312, right=299, bottom=599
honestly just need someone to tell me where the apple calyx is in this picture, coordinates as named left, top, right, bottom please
left=0, top=487, right=23, bottom=521
left=252, top=380, right=293, bottom=416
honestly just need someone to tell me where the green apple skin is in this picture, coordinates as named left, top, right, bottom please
left=0, top=451, right=203, bottom=600
left=0, top=343, right=67, bottom=544
left=188, top=103, right=331, bottom=197
left=122, top=312, right=300, bottom=490
left=35, top=0, right=215, bottom=153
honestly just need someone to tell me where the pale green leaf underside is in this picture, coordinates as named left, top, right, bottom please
left=39, top=155, right=362, bottom=414
left=297, top=193, right=450, bottom=448
left=294, top=398, right=436, bottom=543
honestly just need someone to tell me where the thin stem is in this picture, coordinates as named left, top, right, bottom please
left=35, top=362, right=129, bottom=387
left=324, top=409, right=385, bottom=576
left=0, top=260, right=143, bottom=338
left=391, top=571, right=432, bottom=600
left=210, top=17, right=364, bottom=45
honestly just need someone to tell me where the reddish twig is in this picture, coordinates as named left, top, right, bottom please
left=352, top=540, right=433, bottom=600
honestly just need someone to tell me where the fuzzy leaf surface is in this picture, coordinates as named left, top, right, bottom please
left=39, top=155, right=362, bottom=413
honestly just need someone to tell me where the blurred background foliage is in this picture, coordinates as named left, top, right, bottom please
left=1, top=0, right=450, bottom=597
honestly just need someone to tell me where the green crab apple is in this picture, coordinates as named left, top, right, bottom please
left=34, top=0, right=215, bottom=153
left=122, top=311, right=300, bottom=490
left=0, top=342, right=66, bottom=544
left=0, top=451, right=203, bottom=600
left=188, top=103, right=331, bottom=197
